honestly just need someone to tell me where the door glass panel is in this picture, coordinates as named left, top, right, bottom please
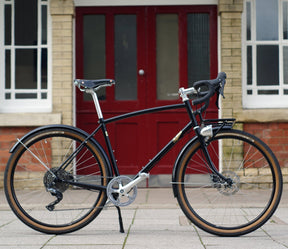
left=115, top=15, right=137, bottom=100
left=156, top=14, right=179, bottom=100
left=257, top=45, right=279, bottom=86
left=187, top=14, right=210, bottom=87
left=256, top=0, right=278, bottom=41
left=83, top=15, right=106, bottom=100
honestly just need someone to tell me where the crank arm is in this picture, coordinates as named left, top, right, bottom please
left=121, top=173, right=149, bottom=194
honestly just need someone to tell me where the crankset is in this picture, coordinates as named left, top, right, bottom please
left=106, top=175, right=138, bottom=207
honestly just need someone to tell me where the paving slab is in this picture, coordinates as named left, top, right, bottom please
left=0, top=187, right=288, bottom=249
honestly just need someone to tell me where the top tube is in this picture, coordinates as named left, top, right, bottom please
left=104, top=103, right=185, bottom=124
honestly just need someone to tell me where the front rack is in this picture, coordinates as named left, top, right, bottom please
left=203, top=118, right=236, bottom=129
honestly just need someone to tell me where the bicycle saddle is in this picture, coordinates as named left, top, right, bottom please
left=74, top=79, right=115, bottom=90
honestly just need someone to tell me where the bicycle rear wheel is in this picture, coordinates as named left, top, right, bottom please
left=4, top=126, right=110, bottom=234
left=174, top=129, right=282, bottom=236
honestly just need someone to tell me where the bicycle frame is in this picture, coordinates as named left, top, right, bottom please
left=94, top=102, right=190, bottom=177
left=65, top=89, right=234, bottom=192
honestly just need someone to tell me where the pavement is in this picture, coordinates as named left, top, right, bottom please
left=0, top=187, right=288, bottom=249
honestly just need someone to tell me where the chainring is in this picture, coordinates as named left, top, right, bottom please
left=106, top=176, right=137, bottom=207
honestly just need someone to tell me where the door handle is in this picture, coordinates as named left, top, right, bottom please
left=138, top=69, right=145, bottom=76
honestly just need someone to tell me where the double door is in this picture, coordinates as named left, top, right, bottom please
left=75, top=6, right=218, bottom=175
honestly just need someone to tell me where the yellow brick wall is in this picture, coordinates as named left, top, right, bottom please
left=50, top=0, right=74, bottom=126
left=218, top=0, right=243, bottom=127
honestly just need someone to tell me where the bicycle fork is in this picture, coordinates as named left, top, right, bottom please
left=184, top=100, right=232, bottom=186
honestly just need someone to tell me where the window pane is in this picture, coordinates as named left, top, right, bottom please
left=284, top=47, right=288, bottom=84
left=15, top=0, right=37, bottom=45
left=5, top=93, right=11, bottom=99
left=256, top=45, right=279, bottom=86
left=5, top=4, right=11, bottom=45
left=115, top=15, right=137, bottom=100
left=247, top=46, right=252, bottom=85
left=15, top=93, right=37, bottom=99
left=5, top=50, right=11, bottom=89
left=258, top=90, right=278, bottom=95
left=15, top=49, right=37, bottom=89
left=157, top=14, right=179, bottom=100
left=246, top=2, right=251, bottom=40
left=83, top=15, right=106, bottom=100
left=284, top=2, right=288, bottom=39
left=256, top=0, right=278, bottom=40
left=41, top=92, right=47, bottom=99
left=187, top=13, right=210, bottom=87
left=42, top=5, right=47, bottom=44
left=41, top=48, right=47, bottom=89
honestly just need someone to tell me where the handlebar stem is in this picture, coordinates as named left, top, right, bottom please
left=179, top=87, right=197, bottom=102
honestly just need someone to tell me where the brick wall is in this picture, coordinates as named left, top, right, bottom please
left=218, top=0, right=243, bottom=119
left=0, top=127, right=34, bottom=188
left=0, top=0, right=74, bottom=188
left=244, top=123, right=288, bottom=184
left=50, top=0, right=74, bottom=126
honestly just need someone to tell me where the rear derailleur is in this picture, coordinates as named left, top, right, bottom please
left=43, top=167, right=73, bottom=211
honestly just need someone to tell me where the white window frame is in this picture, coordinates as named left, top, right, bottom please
left=242, top=0, right=288, bottom=109
left=0, top=0, right=52, bottom=113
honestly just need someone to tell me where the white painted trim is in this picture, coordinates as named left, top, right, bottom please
left=242, top=0, right=288, bottom=109
left=0, top=0, right=52, bottom=113
left=0, top=1, right=4, bottom=107
left=74, top=0, right=218, bottom=6
left=72, top=16, right=76, bottom=127
left=0, top=113, right=61, bottom=126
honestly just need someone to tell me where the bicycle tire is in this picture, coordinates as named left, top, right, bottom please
left=4, top=126, right=110, bottom=234
left=174, top=129, right=282, bottom=236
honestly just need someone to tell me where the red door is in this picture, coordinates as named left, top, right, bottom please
left=75, top=6, right=218, bottom=177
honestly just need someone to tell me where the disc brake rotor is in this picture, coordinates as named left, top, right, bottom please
left=212, top=171, right=240, bottom=196
left=106, top=176, right=137, bottom=207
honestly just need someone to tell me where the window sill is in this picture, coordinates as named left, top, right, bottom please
left=0, top=113, right=62, bottom=127
left=234, top=109, right=288, bottom=122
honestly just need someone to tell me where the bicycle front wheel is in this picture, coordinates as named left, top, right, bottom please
left=174, top=129, right=282, bottom=236
left=4, top=126, right=110, bottom=234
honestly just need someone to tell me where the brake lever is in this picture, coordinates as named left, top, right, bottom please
left=219, top=80, right=226, bottom=98
left=215, top=80, right=226, bottom=109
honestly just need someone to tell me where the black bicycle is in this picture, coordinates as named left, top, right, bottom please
left=4, top=72, right=282, bottom=236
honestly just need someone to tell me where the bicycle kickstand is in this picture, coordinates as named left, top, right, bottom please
left=116, top=206, right=125, bottom=233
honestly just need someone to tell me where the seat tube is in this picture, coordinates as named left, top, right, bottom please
left=100, top=119, right=120, bottom=176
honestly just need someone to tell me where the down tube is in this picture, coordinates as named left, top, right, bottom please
left=138, top=122, right=193, bottom=175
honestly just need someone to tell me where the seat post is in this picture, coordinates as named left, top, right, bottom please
left=86, top=89, right=103, bottom=119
